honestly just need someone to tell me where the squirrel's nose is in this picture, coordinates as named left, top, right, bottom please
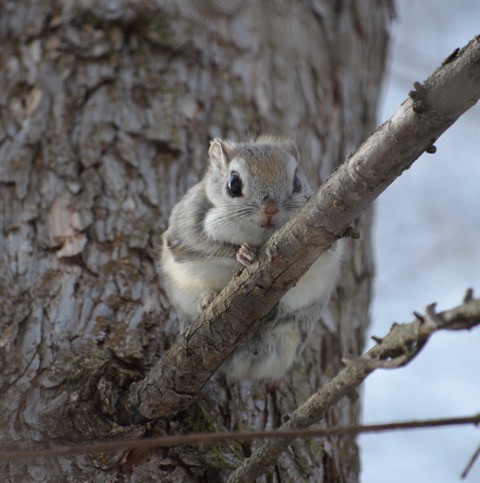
left=262, top=201, right=279, bottom=216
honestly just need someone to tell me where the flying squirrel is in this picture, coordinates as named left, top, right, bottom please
left=160, top=136, right=344, bottom=380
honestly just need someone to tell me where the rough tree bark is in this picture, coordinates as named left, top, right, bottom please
left=0, top=1, right=393, bottom=481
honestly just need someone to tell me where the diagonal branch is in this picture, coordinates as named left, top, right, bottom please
left=227, top=293, right=480, bottom=482
left=124, top=35, right=480, bottom=422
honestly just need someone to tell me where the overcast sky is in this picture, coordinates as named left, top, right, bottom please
left=361, top=2, right=480, bottom=482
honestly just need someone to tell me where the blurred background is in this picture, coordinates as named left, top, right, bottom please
left=361, top=1, right=480, bottom=482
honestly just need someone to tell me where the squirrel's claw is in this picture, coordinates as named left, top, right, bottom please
left=236, top=243, right=257, bottom=267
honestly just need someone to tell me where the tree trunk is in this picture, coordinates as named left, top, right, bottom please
left=0, top=1, right=392, bottom=481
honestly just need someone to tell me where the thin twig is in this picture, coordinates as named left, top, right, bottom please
left=461, top=444, right=480, bottom=479
left=0, top=413, right=479, bottom=462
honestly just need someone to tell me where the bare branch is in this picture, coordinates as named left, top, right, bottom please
left=2, top=413, right=479, bottom=463
left=125, top=35, right=480, bottom=422
left=227, top=295, right=480, bottom=482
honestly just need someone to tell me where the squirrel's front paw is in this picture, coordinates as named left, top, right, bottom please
left=236, top=243, right=257, bottom=266
left=200, top=290, right=219, bottom=311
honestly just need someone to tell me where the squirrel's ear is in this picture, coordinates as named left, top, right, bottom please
left=282, top=139, right=299, bottom=160
left=209, top=138, right=234, bottom=169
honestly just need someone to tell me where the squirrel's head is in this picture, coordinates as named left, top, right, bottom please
left=204, top=137, right=312, bottom=246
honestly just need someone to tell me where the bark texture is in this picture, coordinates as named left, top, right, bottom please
left=0, top=1, right=392, bottom=481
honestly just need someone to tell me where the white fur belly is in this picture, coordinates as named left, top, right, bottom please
left=247, top=324, right=301, bottom=379
left=280, top=244, right=343, bottom=312
left=162, top=250, right=241, bottom=318
left=221, top=322, right=302, bottom=380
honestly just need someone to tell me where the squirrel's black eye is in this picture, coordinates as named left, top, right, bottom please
left=227, top=171, right=243, bottom=197
left=293, top=169, right=302, bottom=193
